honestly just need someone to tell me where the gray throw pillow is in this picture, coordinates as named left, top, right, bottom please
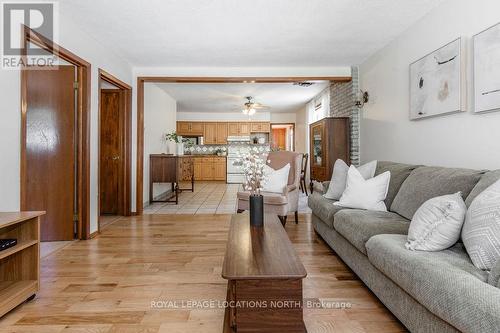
left=462, top=179, right=500, bottom=270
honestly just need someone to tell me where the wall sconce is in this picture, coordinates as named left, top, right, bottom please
left=355, top=90, right=369, bottom=108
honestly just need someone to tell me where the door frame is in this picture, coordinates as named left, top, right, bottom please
left=271, top=122, right=296, bottom=151
left=98, top=69, right=132, bottom=230
left=20, top=26, right=92, bottom=239
left=136, top=76, right=351, bottom=214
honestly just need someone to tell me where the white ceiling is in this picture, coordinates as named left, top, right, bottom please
left=155, top=81, right=330, bottom=113
left=60, top=0, right=443, bottom=67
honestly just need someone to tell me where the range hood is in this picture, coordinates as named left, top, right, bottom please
left=226, top=136, right=251, bottom=142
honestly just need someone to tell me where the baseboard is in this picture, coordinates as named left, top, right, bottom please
left=89, top=230, right=99, bottom=239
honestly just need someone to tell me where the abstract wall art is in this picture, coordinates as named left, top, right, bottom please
left=474, top=22, right=500, bottom=113
left=409, top=38, right=464, bottom=120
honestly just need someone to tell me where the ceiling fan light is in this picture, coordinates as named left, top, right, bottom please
left=248, top=108, right=256, bottom=116
left=242, top=108, right=249, bottom=115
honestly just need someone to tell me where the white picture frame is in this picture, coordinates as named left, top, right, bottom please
left=409, top=38, right=466, bottom=120
left=474, top=22, right=500, bottom=113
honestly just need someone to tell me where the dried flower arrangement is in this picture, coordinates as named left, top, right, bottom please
left=234, top=147, right=268, bottom=196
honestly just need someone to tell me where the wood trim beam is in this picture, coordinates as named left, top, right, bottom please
left=139, top=76, right=351, bottom=83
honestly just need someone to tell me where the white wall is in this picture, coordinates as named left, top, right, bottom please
left=360, top=0, right=500, bottom=170
left=270, top=112, right=296, bottom=123
left=143, top=84, right=177, bottom=204
left=0, top=15, right=132, bottom=235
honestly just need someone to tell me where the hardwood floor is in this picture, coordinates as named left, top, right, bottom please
left=0, top=214, right=405, bottom=333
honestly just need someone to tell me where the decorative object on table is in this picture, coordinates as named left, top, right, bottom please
left=215, top=148, right=227, bottom=156
left=405, top=192, right=467, bottom=251
left=0, top=239, right=17, bottom=251
left=324, top=159, right=377, bottom=200
left=235, top=148, right=267, bottom=227
left=410, top=38, right=465, bottom=120
left=474, top=22, right=500, bottom=113
left=334, top=165, right=391, bottom=211
left=163, top=131, right=188, bottom=155
left=462, top=179, right=500, bottom=270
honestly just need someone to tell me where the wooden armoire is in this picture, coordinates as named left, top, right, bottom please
left=309, top=117, right=350, bottom=190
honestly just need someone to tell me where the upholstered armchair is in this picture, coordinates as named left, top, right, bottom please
left=237, top=151, right=303, bottom=225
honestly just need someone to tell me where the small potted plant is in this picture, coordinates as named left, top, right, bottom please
left=235, top=148, right=267, bottom=227
left=164, top=131, right=187, bottom=155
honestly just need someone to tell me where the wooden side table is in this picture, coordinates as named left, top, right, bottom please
left=149, top=154, right=194, bottom=205
left=0, top=211, right=44, bottom=317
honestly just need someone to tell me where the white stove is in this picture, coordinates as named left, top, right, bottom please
left=226, top=144, right=270, bottom=184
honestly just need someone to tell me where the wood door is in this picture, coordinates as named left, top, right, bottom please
left=216, top=122, right=228, bottom=144
left=228, top=122, right=239, bottom=136
left=239, top=122, right=250, bottom=135
left=204, top=123, right=217, bottom=144
left=201, top=159, right=214, bottom=180
left=24, top=66, right=76, bottom=241
left=190, top=122, right=204, bottom=135
left=214, top=159, right=227, bottom=181
left=100, top=90, right=123, bottom=215
left=177, top=122, right=190, bottom=135
left=272, top=128, right=287, bottom=150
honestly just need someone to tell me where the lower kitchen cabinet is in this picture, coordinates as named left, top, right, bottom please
left=192, top=156, right=226, bottom=181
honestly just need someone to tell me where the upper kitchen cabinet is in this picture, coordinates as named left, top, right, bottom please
left=216, top=122, right=228, bottom=144
left=177, top=121, right=204, bottom=136
left=228, top=122, right=250, bottom=136
left=250, top=122, right=271, bottom=133
left=204, top=122, right=217, bottom=144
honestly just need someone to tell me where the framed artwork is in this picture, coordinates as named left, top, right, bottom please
left=474, top=22, right=500, bottom=113
left=409, top=38, right=465, bottom=120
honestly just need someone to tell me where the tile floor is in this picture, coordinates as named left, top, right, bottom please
left=144, top=181, right=312, bottom=215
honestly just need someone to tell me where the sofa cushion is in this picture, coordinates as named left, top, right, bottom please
left=390, top=166, right=483, bottom=220
left=333, top=210, right=410, bottom=255
left=237, top=191, right=287, bottom=205
left=307, top=192, right=345, bottom=228
left=465, top=169, right=500, bottom=207
left=366, top=234, right=500, bottom=333
left=375, top=161, right=419, bottom=208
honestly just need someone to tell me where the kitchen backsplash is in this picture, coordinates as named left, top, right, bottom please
left=184, top=143, right=270, bottom=155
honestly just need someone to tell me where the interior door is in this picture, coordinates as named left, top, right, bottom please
left=24, top=65, right=76, bottom=241
left=100, top=90, right=123, bottom=215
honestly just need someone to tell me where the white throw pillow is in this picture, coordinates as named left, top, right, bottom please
left=405, top=193, right=467, bottom=251
left=462, top=179, right=500, bottom=270
left=334, top=165, right=390, bottom=211
left=262, top=164, right=290, bottom=194
left=324, top=159, right=377, bottom=200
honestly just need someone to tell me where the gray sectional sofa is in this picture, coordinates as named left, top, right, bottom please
left=308, top=161, right=500, bottom=333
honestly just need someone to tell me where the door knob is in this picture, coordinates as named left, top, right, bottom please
left=112, top=156, right=120, bottom=160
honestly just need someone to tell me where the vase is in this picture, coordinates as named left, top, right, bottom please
left=176, top=142, right=184, bottom=155
left=249, top=194, right=264, bottom=227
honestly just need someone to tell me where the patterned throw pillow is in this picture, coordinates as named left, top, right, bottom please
left=462, top=179, right=500, bottom=270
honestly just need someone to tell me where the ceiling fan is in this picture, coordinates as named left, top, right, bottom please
left=241, top=96, right=269, bottom=116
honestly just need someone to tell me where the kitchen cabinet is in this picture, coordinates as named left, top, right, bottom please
left=194, top=157, right=202, bottom=180
left=204, top=123, right=217, bottom=144
left=190, top=156, right=226, bottom=181
left=214, top=157, right=227, bottom=181
left=177, top=121, right=204, bottom=136
left=250, top=122, right=270, bottom=133
left=216, top=122, right=228, bottom=144
left=228, top=122, right=250, bottom=136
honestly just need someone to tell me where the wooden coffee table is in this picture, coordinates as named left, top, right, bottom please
left=222, top=213, right=307, bottom=333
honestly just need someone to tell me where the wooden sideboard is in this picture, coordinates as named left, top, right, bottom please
left=309, top=117, right=350, bottom=189
left=149, top=155, right=194, bottom=204
left=0, top=212, right=44, bottom=317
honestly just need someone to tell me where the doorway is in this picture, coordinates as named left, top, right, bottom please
left=21, top=27, right=91, bottom=241
left=271, top=123, right=295, bottom=151
left=98, top=69, right=132, bottom=232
